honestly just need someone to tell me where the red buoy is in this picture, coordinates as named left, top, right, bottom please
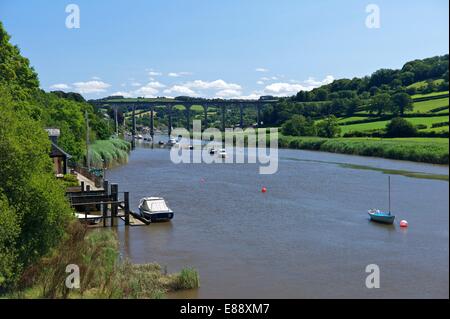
left=400, top=220, right=409, bottom=228
left=261, top=187, right=267, bottom=193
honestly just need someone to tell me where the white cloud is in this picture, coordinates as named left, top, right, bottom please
left=163, top=85, right=198, bottom=97
left=134, top=81, right=166, bottom=96
left=264, top=82, right=307, bottom=96
left=130, top=82, right=142, bottom=87
left=148, top=70, right=162, bottom=77
left=215, top=89, right=243, bottom=98
left=185, top=79, right=242, bottom=91
left=260, top=75, right=335, bottom=97
left=257, top=81, right=264, bottom=85
left=168, top=71, right=192, bottom=77
left=91, top=76, right=101, bottom=80
left=256, top=67, right=269, bottom=72
left=111, top=91, right=132, bottom=98
left=72, top=81, right=111, bottom=94
left=50, top=83, right=71, bottom=90
left=303, top=75, right=334, bottom=87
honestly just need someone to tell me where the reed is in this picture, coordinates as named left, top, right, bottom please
left=89, top=138, right=131, bottom=168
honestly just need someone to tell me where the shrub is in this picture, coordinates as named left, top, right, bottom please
left=385, top=117, right=418, bottom=137
left=316, top=116, right=341, bottom=138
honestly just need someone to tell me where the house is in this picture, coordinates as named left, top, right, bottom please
left=45, top=128, right=72, bottom=176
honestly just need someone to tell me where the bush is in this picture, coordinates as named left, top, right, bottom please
left=281, top=115, right=317, bottom=136
left=316, top=116, right=341, bottom=138
left=385, top=117, right=418, bottom=137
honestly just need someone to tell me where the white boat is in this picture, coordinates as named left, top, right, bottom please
left=138, top=197, right=174, bottom=222
left=75, top=213, right=101, bottom=225
left=218, top=148, right=227, bottom=158
left=167, top=137, right=178, bottom=147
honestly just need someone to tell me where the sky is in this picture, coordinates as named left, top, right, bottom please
left=0, top=0, right=448, bottom=100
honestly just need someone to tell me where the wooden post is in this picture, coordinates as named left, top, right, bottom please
left=124, top=191, right=130, bottom=226
left=102, top=202, right=107, bottom=227
left=86, top=185, right=91, bottom=192
left=110, top=184, right=118, bottom=227
left=103, top=180, right=109, bottom=195
left=80, top=181, right=85, bottom=192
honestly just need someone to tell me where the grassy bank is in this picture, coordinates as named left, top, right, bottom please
left=89, top=138, right=131, bottom=168
left=278, top=135, right=449, bottom=165
left=7, top=222, right=199, bottom=299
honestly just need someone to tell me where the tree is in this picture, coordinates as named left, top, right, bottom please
left=281, top=115, right=317, bottom=136
left=391, top=92, right=413, bottom=115
left=317, top=115, right=341, bottom=138
left=369, top=93, right=392, bottom=115
left=0, top=98, right=74, bottom=289
left=385, top=117, right=417, bottom=137
left=0, top=22, right=39, bottom=99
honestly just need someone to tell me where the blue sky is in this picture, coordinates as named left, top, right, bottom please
left=0, top=0, right=448, bottom=99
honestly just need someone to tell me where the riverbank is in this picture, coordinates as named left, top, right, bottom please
left=277, top=135, right=449, bottom=165
left=188, top=130, right=449, bottom=165
left=7, top=222, right=199, bottom=299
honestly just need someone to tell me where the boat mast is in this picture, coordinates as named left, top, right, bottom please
left=388, top=176, right=391, bottom=214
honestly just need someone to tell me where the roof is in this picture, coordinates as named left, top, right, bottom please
left=50, top=142, right=72, bottom=159
left=45, top=128, right=61, bottom=137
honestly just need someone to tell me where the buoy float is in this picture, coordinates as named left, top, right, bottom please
left=400, top=220, right=409, bottom=228
left=261, top=187, right=267, bottom=193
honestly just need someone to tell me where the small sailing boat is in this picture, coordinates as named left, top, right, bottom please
left=368, top=176, right=396, bottom=225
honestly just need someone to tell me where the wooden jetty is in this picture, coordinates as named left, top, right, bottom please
left=66, top=180, right=148, bottom=227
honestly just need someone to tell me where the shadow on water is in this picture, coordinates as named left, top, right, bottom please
left=281, top=157, right=449, bottom=182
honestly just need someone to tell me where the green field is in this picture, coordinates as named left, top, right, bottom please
left=412, top=91, right=449, bottom=99
left=340, top=116, right=449, bottom=134
left=409, top=97, right=449, bottom=113
left=407, top=79, right=445, bottom=90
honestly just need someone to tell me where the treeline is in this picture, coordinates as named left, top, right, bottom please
left=261, top=55, right=449, bottom=127
left=0, top=21, right=115, bottom=290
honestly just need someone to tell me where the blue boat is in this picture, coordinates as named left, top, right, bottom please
left=368, top=176, right=396, bottom=225
left=368, top=210, right=395, bottom=224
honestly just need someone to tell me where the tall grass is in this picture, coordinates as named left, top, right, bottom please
left=278, top=135, right=449, bottom=165
left=89, top=138, right=131, bottom=168
left=11, top=221, right=199, bottom=299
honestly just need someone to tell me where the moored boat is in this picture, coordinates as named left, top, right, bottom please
left=138, top=197, right=174, bottom=222
left=368, top=176, right=396, bottom=225
left=368, top=209, right=395, bottom=224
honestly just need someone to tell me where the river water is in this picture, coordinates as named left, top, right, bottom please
left=108, top=138, right=449, bottom=299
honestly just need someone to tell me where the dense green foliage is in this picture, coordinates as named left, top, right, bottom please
left=261, top=54, right=448, bottom=132
left=0, top=99, right=74, bottom=289
left=0, top=21, right=119, bottom=290
left=281, top=115, right=316, bottom=136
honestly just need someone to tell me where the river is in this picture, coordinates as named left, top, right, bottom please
left=108, top=137, right=449, bottom=299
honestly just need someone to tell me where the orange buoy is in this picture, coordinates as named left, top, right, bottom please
left=261, top=187, right=267, bottom=193
left=400, top=220, right=409, bottom=228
